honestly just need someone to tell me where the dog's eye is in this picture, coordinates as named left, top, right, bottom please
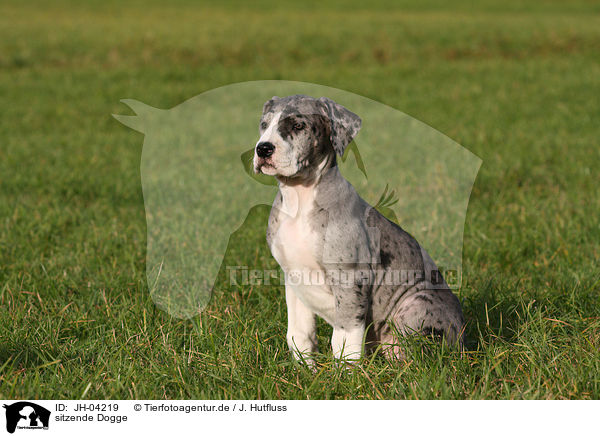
left=292, top=122, right=305, bottom=131
left=260, top=122, right=268, bottom=130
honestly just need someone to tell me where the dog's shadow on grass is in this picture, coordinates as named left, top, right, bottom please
left=461, top=280, right=526, bottom=350
left=0, top=343, right=51, bottom=371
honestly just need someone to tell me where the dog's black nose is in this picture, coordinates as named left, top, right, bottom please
left=256, top=142, right=275, bottom=158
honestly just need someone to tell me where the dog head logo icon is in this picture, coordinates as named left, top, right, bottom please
left=3, top=402, right=50, bottom=433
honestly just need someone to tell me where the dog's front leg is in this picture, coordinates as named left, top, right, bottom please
left=330, top=279, right=368, bottom=361
left=331, top=324, right=365, bottom=361
left=285, top=286, right=318, bottom=365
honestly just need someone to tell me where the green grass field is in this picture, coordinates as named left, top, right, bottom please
left=1, top=0, right=599, bottom=399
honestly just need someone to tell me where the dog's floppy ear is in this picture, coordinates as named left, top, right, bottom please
left=319, top=97, right=362, bottom=156
left=262, top=96, right=280, bottom=115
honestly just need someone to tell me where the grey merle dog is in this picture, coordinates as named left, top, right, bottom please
left=253, top=94, right=464, bottom=363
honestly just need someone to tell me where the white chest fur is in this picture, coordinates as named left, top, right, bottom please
left=270, top=184, right=335, bottom=323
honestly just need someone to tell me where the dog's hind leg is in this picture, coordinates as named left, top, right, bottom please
left=394, top=289, right=465, bottom=348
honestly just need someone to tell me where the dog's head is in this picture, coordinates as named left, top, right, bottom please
left=253, top=95, right=361, bottom=181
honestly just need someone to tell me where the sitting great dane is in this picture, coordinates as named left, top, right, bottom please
left=253, top=95, right=464, bottom=363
